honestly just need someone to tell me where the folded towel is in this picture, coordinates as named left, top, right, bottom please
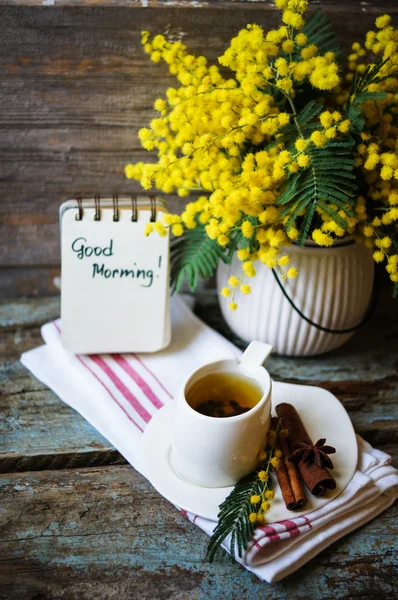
left=21, top=295, right=398, bottom=583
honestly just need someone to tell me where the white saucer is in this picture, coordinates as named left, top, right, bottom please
left=141, top=381, right=357, bottom=521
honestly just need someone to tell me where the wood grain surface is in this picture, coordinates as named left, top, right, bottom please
left=1, top=288, right=397, bottom=473
left=1, top=2, right=397, bottom=594
left=1, top=1, right=397, bottom=296
left=0, top=290, right=397, bottom=597
left=1, top=463, right=397, bottom=600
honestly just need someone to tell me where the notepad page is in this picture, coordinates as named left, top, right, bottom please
left=61, top=205, right=170, bottom=353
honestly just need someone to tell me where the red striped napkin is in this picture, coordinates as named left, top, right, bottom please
left=21, top=295, right=398, bottom=582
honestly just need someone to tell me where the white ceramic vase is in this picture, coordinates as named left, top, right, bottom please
left=217, top=239, right=374, bottom=357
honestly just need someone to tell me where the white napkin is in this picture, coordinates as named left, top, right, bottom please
left=21, top=295, right=398, bottom=583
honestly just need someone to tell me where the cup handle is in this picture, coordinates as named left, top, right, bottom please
left=239, top=341, right=273, bottom=367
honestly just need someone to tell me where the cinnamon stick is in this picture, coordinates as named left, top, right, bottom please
left=276, top=403, right=336, bottom=497
left=271, top=417, right=307, bottom=511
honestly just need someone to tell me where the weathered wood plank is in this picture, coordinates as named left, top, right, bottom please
left=0, top=295, right=124, bottom=471
left=0, top=296, right=60, bottom=331
left=0, top=464, right=396, bottom=600
left=0, top=288, right=396, bottom=593
left=1, top=354, right=395, bottom=472
left=1, top=4, right=397, bottom=272
left=0, top=0, right=396, bottom=9
left=0, top=194, right=184, bottom=269
left=0, top=266, right=61, bottom=298
left=1, top=357, right=395, bottom=471
left=0, top=291, right=396, bottom=471
left=0, top=388, right=126, bottom=472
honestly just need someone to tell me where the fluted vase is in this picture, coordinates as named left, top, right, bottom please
left=217, top=239, right=374, bottom=357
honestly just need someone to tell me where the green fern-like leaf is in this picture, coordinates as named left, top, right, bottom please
left=347, top=57, right=396, bottom=132
left=274, top=96, right=358, bottom=244
left=223, top=228, right=246, bottom=264
left=269, top=100, right=323, bottom=151
left=206, top=471, right=261, bottom=562
left=277, top=139, right=357, bottom=245
left=170, top=224, right=226, bottom=292
left=299, top=198, right=318, bottom=242
left=207, top=420, right=282, bottom=562
left=302, top=9, right=340, bottom=56
left=295, top=100, right=324, bottom=127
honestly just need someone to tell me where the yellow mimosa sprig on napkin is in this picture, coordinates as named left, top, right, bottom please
left=206, top=419, right=285, bottom=561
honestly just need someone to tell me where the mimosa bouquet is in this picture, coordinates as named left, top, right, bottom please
left=125, top=0, right=398, bottom=308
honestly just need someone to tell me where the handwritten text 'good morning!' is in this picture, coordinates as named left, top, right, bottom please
left=71, top=237, right=161, bottom=288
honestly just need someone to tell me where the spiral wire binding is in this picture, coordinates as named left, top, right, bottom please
left=150, top=195, right=157, bottom=222
left=131, top=195, right=138, bottom=222
left=113, top=194, right=119, bottom=222
left=75, top=196, right=83, bottom=221
left=74, top=195, right=158, bottom=223
left=94, top=193, right=101, bottom=221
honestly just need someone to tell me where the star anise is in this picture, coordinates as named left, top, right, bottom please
left=289, top=438, right=336, bottom=469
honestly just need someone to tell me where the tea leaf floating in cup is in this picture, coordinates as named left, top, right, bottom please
left=206, top=418, right=283, bottom=562
left=187, top=372, right=263, bottom=418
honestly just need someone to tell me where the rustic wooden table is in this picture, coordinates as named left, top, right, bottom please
left=1, top=0, right=397, bottom=597
left=1, top=290, right=397, bottom=599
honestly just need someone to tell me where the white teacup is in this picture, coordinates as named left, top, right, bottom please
left=171, top=341, right=273, bottom=488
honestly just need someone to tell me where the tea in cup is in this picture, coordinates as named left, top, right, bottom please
left=188, top=371, right=263, bottom=418
left=171, top=341, right=273, bottom=488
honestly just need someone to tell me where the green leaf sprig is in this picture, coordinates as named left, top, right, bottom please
left=206, top=418, right=284, bottom=562
left=170, top=222, right=228, bottom=292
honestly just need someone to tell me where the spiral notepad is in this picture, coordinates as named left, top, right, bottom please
left=60, top=196, right=171, bottom=354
